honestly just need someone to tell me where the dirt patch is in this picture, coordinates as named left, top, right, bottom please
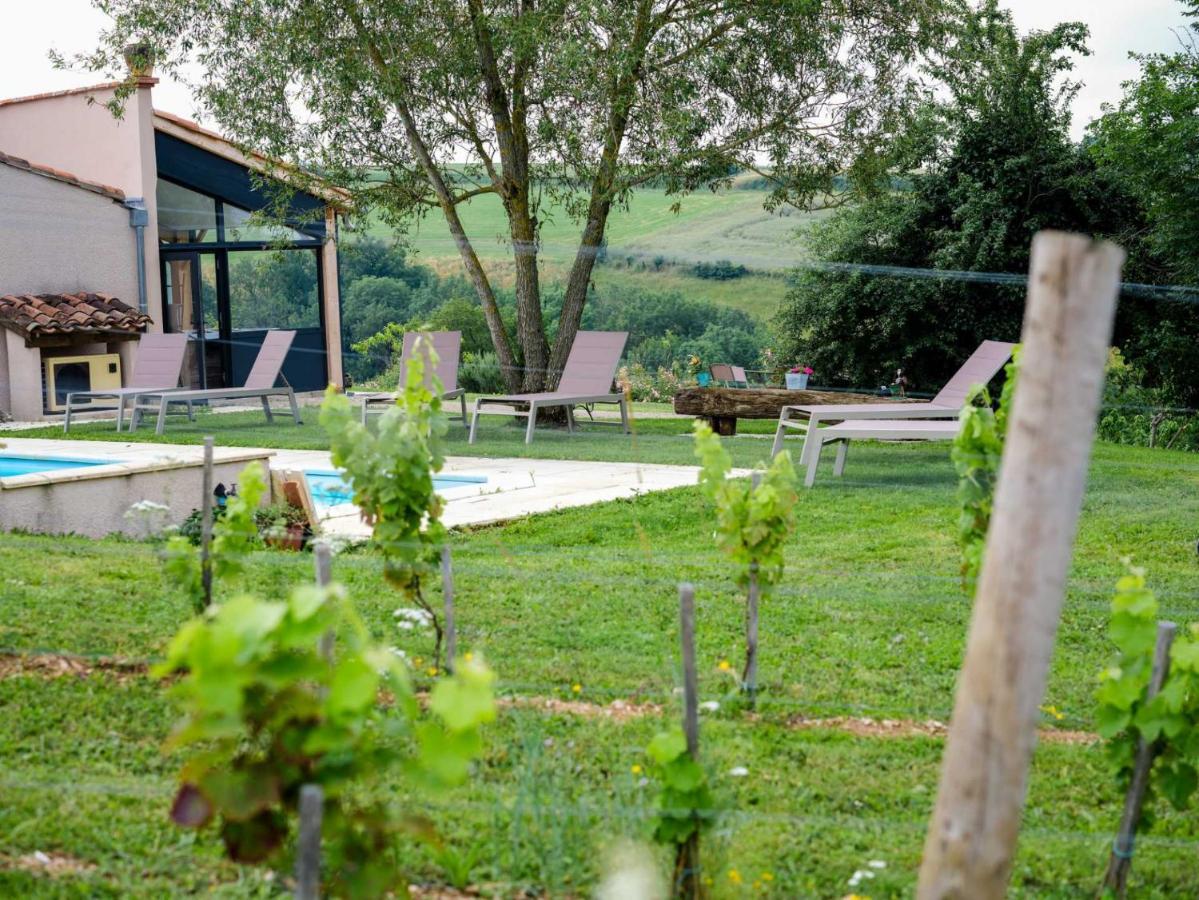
left=787, top=714, right=1096, bottom=745
left=0, top=851, right=96, bottom=878
left=0, top=652, right=148, bottom=683
left=502, top=695, right=662, bottom=722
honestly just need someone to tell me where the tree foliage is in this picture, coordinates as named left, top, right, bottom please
left=773, top=2, right=1130, bottom=392
left=85, top=0, right=943, bottom=393
left=1087, top=0, right=1199, bottom=407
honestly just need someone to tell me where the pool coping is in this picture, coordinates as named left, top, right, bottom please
left=0, top=444, right=275, bottom=491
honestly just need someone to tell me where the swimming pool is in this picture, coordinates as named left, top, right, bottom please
left=0, top=454, right=111, bottom=479
left=305, top=470, right=488, bottom=512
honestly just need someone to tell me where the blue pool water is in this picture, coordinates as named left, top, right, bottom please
left=305, top=470, right=487, bottom=511
left=0, top=455, right=110, bottom=478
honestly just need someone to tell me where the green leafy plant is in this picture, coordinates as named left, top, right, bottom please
left=693, top=423, right=798, bottom=687
left=951, top=346, right=1021, bottom=588
left=164, top=461, right=268, bottom=612
left=645, top=728, right=716, bottom=897
left=157, top=583, right=496, bottom=897
left=320, top=338, right=451, bottom=667
left=1097, top=565, right=1199, bottom=827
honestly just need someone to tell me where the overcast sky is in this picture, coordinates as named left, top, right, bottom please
left=0, top=0, right=1191, bottom=139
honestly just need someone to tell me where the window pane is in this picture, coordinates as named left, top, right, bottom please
left=157, top=179, right=218, bottom=244
left=223, top=202, right=315, bottom=244
left=227, top=249, right=320, bottom=331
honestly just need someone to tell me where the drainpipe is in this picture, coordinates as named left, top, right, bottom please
left=124, top=198, right=150, bottom=315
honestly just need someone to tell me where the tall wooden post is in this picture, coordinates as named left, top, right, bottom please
left=441, top=546, right=457, bottom=673
left=295, top=783, right=323, bottom=900
left=199, top=436, right=215, bottom=608
left=917, top=232, right=1124, bottom=899
left=675, top=583, right=705, bottom=899
left=743, top=472, right=762, bottom=705
left=314, top=542, right=334, bottom=662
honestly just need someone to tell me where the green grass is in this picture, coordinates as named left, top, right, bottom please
left=3, top=419, right=1199, bottom=895
left=371, top=182, right=824, bottom=319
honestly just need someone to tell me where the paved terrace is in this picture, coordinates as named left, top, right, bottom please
left=0, top=437, right=728, bottom=538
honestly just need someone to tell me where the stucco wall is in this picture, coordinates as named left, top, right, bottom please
left=0, top=83, right=161, bottom=317
left=0, top=164, right=140, bottom=419
left=0, top=163, right=139, bottom=299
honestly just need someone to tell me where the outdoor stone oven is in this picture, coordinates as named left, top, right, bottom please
left=0, top=292, right=151, bottom=422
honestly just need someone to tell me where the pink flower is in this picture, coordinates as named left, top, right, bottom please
left=789, top=365, right=815, bottom=375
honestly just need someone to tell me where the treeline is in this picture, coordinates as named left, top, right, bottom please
left=772, top=0, right=1199, bottom=448
left=337, top=238, right=766, bottom=390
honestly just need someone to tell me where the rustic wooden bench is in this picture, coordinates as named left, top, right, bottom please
left=673, top=387, right=892, bottom=435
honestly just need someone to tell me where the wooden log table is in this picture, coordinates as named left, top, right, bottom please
left=673, top=387, right=887, bottom=435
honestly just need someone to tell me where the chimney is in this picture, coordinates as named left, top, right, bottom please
left=122, top=42, right=157, bottom=85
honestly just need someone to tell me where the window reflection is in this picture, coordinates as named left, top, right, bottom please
left=157, top=180, right=217, bottom=243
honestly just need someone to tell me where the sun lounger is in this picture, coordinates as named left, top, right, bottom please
left=468, top=330, right=630, bottom=444
left=63, top=332, right=189, bottom=433
left=801, top=418, right=961, bottom=486
left=129, top=330, right=301, bottom=435
left=771, top=340, right=1015, bottom=463
left=354, top=330, right=467, bottom=425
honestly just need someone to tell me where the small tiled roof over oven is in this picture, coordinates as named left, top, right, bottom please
left=0, top=292, right=151, bottom=343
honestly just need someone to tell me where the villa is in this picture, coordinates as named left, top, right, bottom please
left=0, top=62, right=346, bottom=422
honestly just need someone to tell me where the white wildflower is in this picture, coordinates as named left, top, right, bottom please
left=700, top=700, right=720, bottom=712
left=868, top=860, right=886, bottom=869
left=728, top=766, right=749, bottom=777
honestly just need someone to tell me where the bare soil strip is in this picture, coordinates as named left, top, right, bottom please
left=0, top=652, right=1095, bottom=744
left=0, top=851, right=96, bottom=878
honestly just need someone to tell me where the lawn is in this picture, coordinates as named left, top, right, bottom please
left=2, top=415, right=1199, bottom=896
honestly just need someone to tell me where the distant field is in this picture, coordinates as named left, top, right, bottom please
left=366, top=182, right=828, bottom=319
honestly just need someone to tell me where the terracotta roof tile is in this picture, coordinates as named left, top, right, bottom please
left=0, top=293, right=151, bottom=341
left=0, top=81, right=139, bottom=108
left=0, top=151, right=126, bottom=202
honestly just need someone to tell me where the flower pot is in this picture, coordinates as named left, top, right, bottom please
left=265, top=524, right=306, bottom=551
left=785, top=372, right=810, bottom=390
left=696, top=372, right=712, bottom=387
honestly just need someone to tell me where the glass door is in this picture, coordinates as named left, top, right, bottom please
left=161, top=252, right=224, bottom=389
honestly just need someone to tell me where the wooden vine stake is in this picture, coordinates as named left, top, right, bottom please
left=1102, top=620, right=1177, bottom=897
left=199, top=436, right=215, bottom=608
left=675, top=583, right=705, bottom=899
left=743, top=472, right=761, bottom=706
left=295, top=783, right=323, bottom=900
left=917, top=232, right=1124, bottom=899
left=441, top=546, right=457, bottom=674
left=314, top=542, right=334, bottom=662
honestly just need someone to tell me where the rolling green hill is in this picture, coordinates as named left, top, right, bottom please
left=367, top=182, right=828, bottom=320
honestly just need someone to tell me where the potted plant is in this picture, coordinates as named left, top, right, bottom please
left=786, top=365, right=814, bottom=390
left=258, top=503, right=311, bottom=551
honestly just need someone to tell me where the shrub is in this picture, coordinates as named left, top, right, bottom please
left=616, top=364, right=683, bottom=402
left=459, top=351, right=508, bottom=394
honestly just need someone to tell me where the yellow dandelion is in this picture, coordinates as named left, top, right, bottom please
left=718, top=659, right=732, bottom=672
left=571, top=683, right=582, bottom=694
left=464, top=651, right=474, bottom=662
left=414, top=657, right=424, bottom=667
left=761, top=872, right=774, bottom=881
left=631, top=764, right=642, bottom=775
left=426, top=666, right=438, bottom=677
left=728, top=868, right=743, bottom=885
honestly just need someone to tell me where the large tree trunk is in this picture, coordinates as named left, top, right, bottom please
left=345, top=6, right=521, bottom=392
left=548, top=0, right=653, bottom=388
left=467, top=0, right=548, bottom=392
